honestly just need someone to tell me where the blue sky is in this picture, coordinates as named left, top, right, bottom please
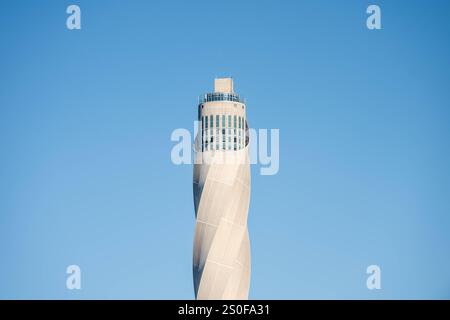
left=1, top=0, right=450, bottom=299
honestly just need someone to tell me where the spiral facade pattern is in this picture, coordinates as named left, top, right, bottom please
left=192, top=78, right=251, bottom=300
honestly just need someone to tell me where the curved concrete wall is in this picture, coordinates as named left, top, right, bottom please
left=192, top=79, right=251, bottom=300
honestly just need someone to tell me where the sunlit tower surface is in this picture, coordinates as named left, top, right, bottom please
left=192, top=78, right=251, bottom=299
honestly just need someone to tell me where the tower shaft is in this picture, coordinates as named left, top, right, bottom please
left=192, top=78, right=251, bottom=300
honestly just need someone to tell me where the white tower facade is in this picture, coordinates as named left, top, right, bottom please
left=192, top=78, right=251, bottom=300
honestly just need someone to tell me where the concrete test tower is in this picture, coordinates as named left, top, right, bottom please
left=192, top=78, right=251, bottom=299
